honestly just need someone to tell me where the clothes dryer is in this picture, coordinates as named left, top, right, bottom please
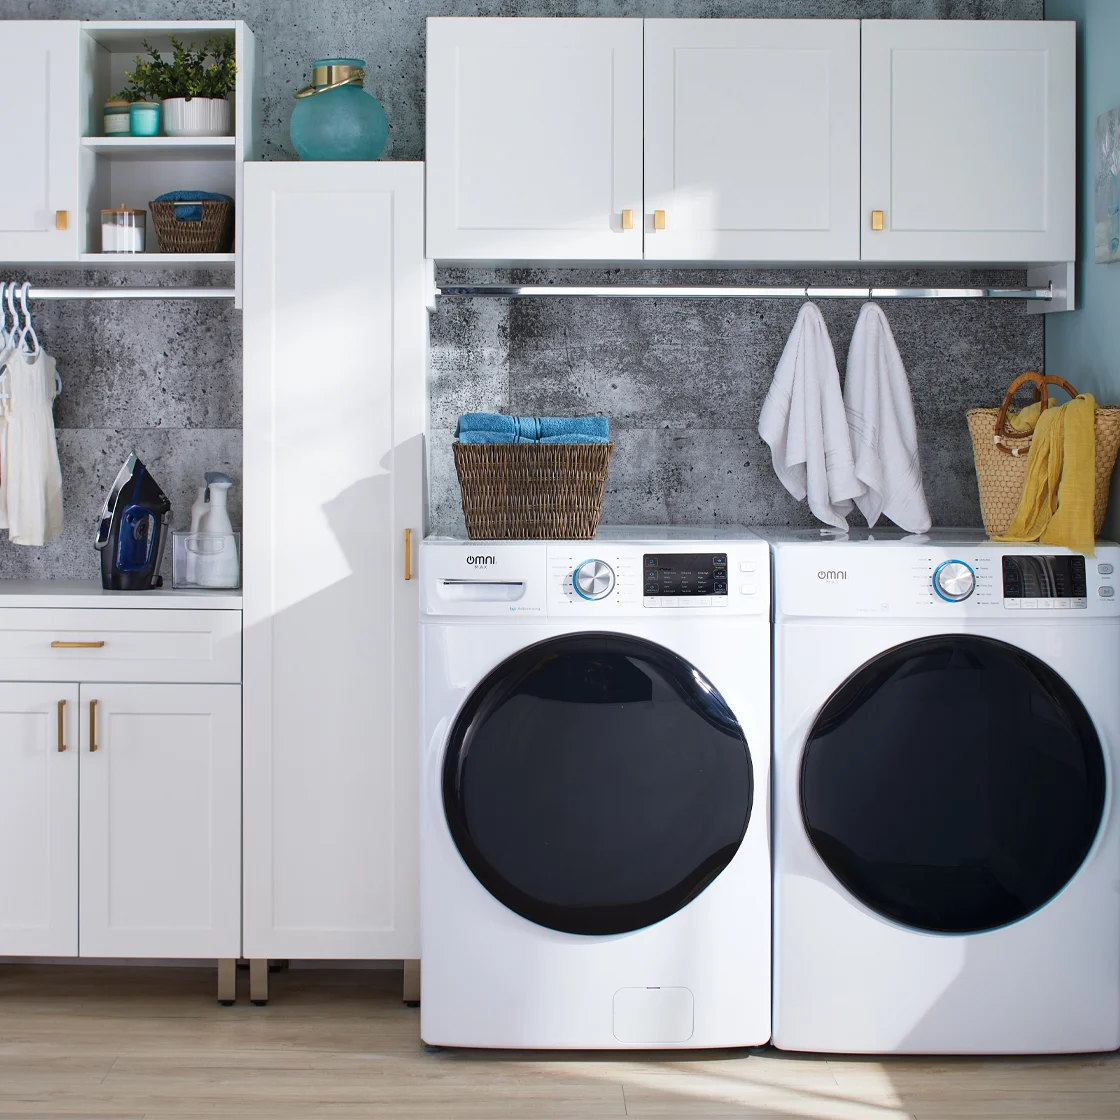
left=766, top=528, right=1120, bottom=1054
left=419, top=529, right=771, bottom=1049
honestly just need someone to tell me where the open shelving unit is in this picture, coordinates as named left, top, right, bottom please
left=77, top=20, right=261, bottom=300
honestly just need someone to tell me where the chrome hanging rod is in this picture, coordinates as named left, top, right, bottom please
left=25, top=287, right=236, bottom=300
left=438, top=283, right=1054, bottom=302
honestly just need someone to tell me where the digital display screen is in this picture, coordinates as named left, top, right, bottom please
left=1002, top=555, right=1087, bottom=599
left=644, top=553, right=728, bottom=597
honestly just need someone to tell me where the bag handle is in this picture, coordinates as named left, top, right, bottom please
left=992, top=371, right=1080, bottom=456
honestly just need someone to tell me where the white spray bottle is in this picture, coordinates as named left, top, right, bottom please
left=196, top=472, right=240, bottom=587
left=186, top=485, right=209, bottom=585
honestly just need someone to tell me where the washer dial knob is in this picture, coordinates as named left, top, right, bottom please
left=574, top=559, right=616, bottom=600
left=934, top=559, right=975, bottom=602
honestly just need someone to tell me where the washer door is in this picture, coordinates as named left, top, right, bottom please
left=801, top=635, right=1106, bottom=934
left=443, top=633, right=753, bottom=935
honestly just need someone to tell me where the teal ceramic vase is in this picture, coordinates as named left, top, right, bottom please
left=290, top=58, right=387, bottom=161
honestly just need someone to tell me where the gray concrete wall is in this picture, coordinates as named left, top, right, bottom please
left=0, top=1, right=1042, bottom=574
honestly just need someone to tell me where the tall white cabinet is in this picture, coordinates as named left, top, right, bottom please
left=643, top=19, right=860, bottom=262
left=860, top=20, right=1075, bottom=263
left=242, top=162, right=425, bottom=965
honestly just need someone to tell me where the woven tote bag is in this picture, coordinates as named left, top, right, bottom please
left=966, top=371, right=1120, bottom=537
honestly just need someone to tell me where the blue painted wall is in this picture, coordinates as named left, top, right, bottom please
left=1045, top=0, right=1120, bottom=536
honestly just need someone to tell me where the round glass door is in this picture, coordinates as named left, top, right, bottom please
left=801, top=635, right=1106, bottom=934
left=443, top=633, right=753, bottom=935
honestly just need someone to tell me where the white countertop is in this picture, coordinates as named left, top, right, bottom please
left=0, top=580, right=242, bottom=610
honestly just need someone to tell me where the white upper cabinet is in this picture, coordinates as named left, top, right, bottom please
left=0, top=22, right=80, bottom=262
left=426, top=17, right=644, bottom=262
left=644, top=20, right=860, bottom=262
left=861, top=20, right=1075, bottom=263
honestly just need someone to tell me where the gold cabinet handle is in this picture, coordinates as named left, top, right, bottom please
left=653, top=210, right=666, bottom=231
left=55, top=210, right=68, bottom=231
left=404, top=528, right=412, bottom=581
left=621, top=209, right=634, bottom=231
left=51, top=640, right=105, bottom=649
left=89, top=700, right=98, bottom=753
left=871, top=210, right=884, bottom=231
left=57, top=699, right=66, bottom=753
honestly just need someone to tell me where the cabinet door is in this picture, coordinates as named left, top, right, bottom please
left=0, top=684, right=78, bottom=956
left=242, top=163, right=424, bottom=959
left=0, top=22, right=80, bottom=262
left=861, top=20, right=1075, bottom=263
left=426, top=17, right=643, bottom=261
left=78, top=684, right=241, bottom=958
left=644, top=19, right=860, bottom=262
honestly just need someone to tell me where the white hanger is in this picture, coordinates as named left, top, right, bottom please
left=18, top=283, right=40, bottom=357
left=0, top=282, right=7, bottom=350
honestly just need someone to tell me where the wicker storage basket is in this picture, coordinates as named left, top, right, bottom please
left=967, top=371, right=1120, bottom=536
left=149, top=199, right=234, bottom=253
left=453, top=442, right=613, bottom=539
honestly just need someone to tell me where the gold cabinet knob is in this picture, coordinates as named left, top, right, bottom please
left=653, top=210, right=666, bottom=231
left=55, top=210, right=68, bottom=231
left=621, top=209, right=634, bottom=231
left=870, top=210, right=884, bottom=231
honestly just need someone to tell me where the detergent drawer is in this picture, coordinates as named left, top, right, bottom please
left=0, top=609, right=242, bottom=683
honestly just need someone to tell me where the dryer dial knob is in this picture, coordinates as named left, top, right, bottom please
left=574, top=559, right=616, bottom=601
left=934, top=559, right=975, bottom=602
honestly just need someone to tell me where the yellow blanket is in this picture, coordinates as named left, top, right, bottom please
left=995, top=393, right=1096, bottom=555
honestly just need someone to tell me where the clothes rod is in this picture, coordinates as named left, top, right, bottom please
left=438, top=283, right=1054, bottom=301
left=25, top=287, right=236, bottom=300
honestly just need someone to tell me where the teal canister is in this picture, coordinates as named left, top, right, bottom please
left=290, top=58, right=387, bottom=160
left=129, top=101, right=160, bottom=137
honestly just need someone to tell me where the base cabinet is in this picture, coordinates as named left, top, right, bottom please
left=78, top=684, right=241, bottom=959
left=0, top=685, right=79, bottom=956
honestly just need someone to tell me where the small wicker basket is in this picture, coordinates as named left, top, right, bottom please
left=453, top=442, right=613, bottom=539
left=967, top=371, right=1120, bottom=536
left=149, top=199, right=234, bottom=254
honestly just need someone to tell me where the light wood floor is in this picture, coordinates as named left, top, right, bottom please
left=0, top=965, right=1116, bottom=1119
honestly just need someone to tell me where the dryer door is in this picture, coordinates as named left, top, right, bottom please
left=801, top=634, right=1106, bottom=934
left=443, top=633, right=753, bottom=935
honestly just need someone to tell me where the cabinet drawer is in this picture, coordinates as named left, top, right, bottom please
left=0, top=609, right=241, bottom=683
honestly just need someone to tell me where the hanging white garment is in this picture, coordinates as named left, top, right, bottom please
left=758, top=302, right=863, bottom=530
left=2, top=347, right=63, bottom=546
left=844, top=302, right=932, bottom=533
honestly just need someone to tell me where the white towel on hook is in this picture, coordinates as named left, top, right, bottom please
left=844, top=302, right=931, bottom=533
left=758, top=302, right=863, bottom=530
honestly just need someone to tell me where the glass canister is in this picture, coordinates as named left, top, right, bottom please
left=101, top=205, right=146, bottom=253
left=103, top=98, right=131, bottom=135
left=129, top=101, right=161, bottom=137
left=290, top=58, right=387, bottom=160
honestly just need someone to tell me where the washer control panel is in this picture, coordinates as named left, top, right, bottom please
left=1002, top=554, right=1088, bottom=609
left=643, top=553, right=729, bottom=606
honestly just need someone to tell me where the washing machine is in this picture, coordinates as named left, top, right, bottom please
left=766, top=527, right=1120, bottom=1054
left=419, top=528, right=771, bottom=1049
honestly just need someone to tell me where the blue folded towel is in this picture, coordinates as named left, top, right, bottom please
left=455, top=413, right=608, bottom=444
left=154, top=190, right=235, bottom=222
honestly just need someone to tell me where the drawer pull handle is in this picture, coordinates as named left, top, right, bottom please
left=89, top=700, right=98, bottom=752
left=57, top=699, right=66, bottom=753
left=51, top=640, right=105, bottom=649
left=404, top=528, right=412, bottom=581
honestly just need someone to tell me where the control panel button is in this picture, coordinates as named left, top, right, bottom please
left=740, top=582, right=757, bottom=596
left=1099, top=586, right=1115, bottom=599
left=1020, top=598, right=1037, bottom=609
left=1003, top=598, right=1021, bottom=609
left=1099, top=563, right=1114, bottom=576
left=573, top=559, right=616, bottom=601
left=739, top=561, right=756, bottom=573
left=933, top=559, right=975, bottom=602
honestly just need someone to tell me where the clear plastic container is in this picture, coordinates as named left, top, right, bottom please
left=172, top=531, right=241, bottom=589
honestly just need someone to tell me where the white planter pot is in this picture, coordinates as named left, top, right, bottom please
left=161, top=97, right=231, bottom=138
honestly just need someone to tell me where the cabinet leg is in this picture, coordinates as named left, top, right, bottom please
left=217, top=958, right=237, bottom=1005
left=249, top=958, right=269, bottom=1005
left=403, top=958, right=420, bottom=1006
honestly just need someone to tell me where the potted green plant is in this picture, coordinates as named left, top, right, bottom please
left=120, top=35, right=237, bottom=137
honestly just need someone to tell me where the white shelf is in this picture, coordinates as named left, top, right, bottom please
left=78, top=252, right=236, bottom=268
left=0, top=579, right=241, bottom=609
left=82, top=136, right=235, bottom=161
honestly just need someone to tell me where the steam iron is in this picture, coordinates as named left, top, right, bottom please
left=95, top=452, right=171, bottom=590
